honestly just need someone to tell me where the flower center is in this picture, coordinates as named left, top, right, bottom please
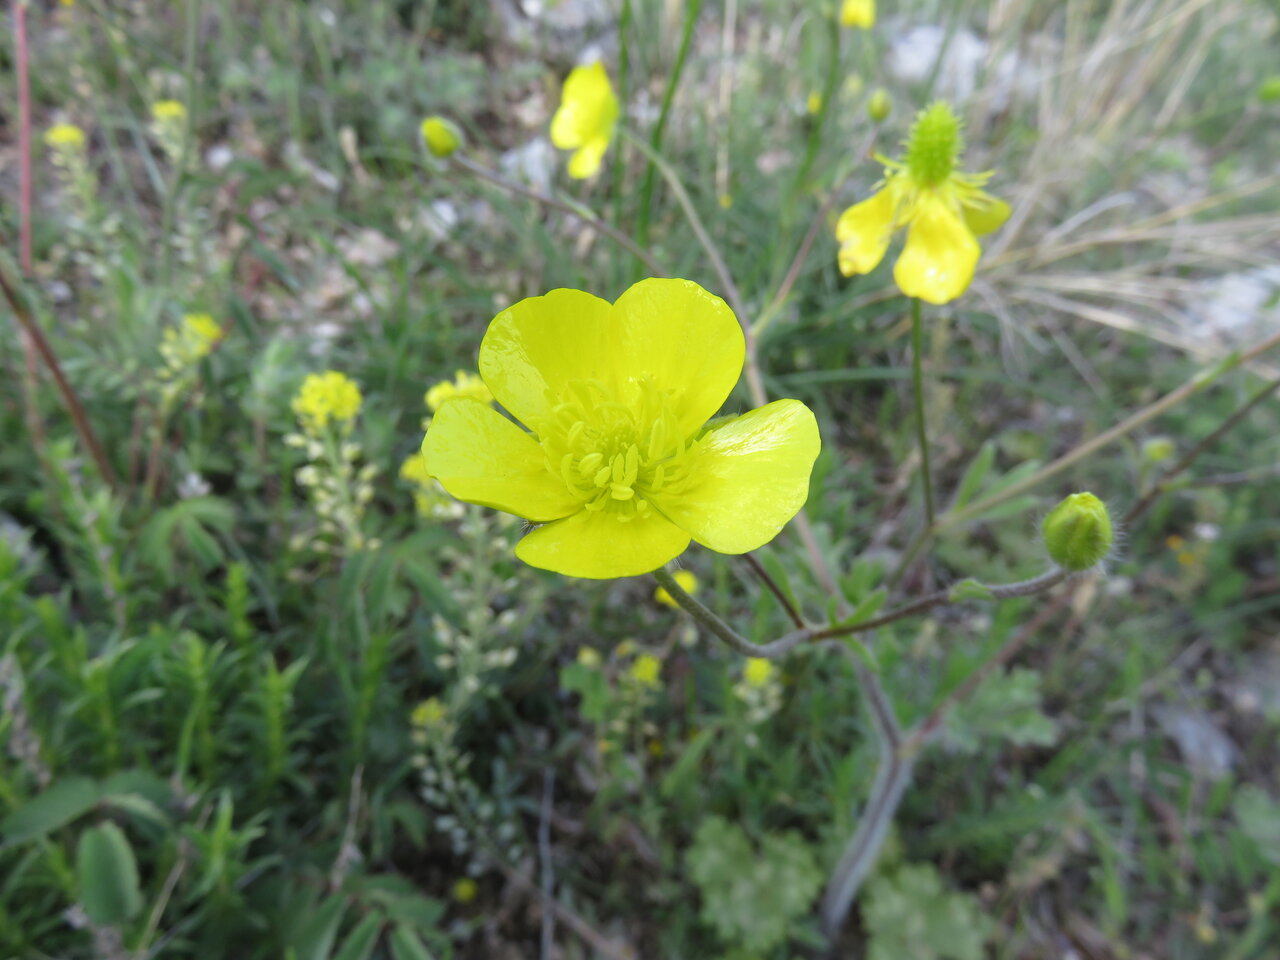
left=538, top=377, right=699, bottom=522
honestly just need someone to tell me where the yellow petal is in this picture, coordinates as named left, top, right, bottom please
left=478, top=288, right=616, bottom=431
left=835, top=187, right=897, bottom=277
left=840, top=0, right=875, bottom=28
left=651, top=399, right=820, bottom=554
left=610, top=278, right=746, bottom=438
left=568, top=135, right=610, bottom=179
left=962, top=193, right=1011, bottom=236
left=892, top=199, right=980, bottom=304
left=550, top=62, right=618, bottom=151
left=515, top=507, right=690, bottom=579
left=422, top=399, right=580, bottom=522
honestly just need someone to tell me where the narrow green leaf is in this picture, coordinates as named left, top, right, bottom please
left=332, top=913, right=385, bottom=960
left=388, top=924, right=436, bottom=960
left=952, top=442, right=995, bottom=509
left=289, top=895, right=348, bottom=960
left=1, top=777, right=100, bottom=848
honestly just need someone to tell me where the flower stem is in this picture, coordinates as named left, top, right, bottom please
left=910, top=297, right=936, bottom=527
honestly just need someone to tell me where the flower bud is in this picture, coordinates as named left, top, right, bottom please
left=1257, top=76, right=1280, bottom=103
left=1141, top=436, right=1175, bottom=464
left=867, top=88, right=892, bottom=123
left=420, top=116, right=462, bottom=158
left=1042, top=492, right=1113, bottom=571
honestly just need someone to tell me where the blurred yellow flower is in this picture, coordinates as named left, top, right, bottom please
left=550, top=61, right=618, bottom=179
left=293, top=371, right=363, bottom=429
left=806, top=91, right=823, bottom=114
left=151, top=100, right=187, bottom=122
left=160, top=313, right=222, bottom=370
left=743, top=658, right=775, bottom=688
left=629, top=653, right=661, bottom=688
left=421, top=278, right=821, bottom=578
left=44, top=123, right=86, bottom=151
left=411, top=697, right=447, bottom=728
left=576, top=647, right=602, bottom=668
left=654, top=569, right=699, bottom=608
left=452, top=877, right=479, bottom=904
left=400, top=451, right=434, bottom=486
left=840, top=0, right=875, bottom=28
left=420, top=116, right=461, bottom=158
left=425, top=370, right=492, bottom=412
left=835, top=101, right=1009, bottom=304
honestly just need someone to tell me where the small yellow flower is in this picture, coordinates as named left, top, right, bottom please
left=420, top=116, right=462, bottom=158
left=867, top=88, right=892, bottom=123
left=629, top=653, right=662, bottom=689
left=1165, top=534, right=1185, bottom=551
left=835, top=102, right=1009, bottom=304
left=718, top=193, right=733, bottom=209
left=425, top=370, right=493, bottom=412
left=806, top=91, right=823, bottom=115
left=576, top=647, right=602, bottom=668
left=293, top=371, right=363, bottom=429
left=840, top=0, right=875, bottom=28
left=654, top=569, right=699, bottom=608
left=452, top=877, right=479, bottom=904
left=421, top=279, right=821, bottom=578
left=160, top=313, right=222, bottom=370
left=400, top=451, right=435, bottom=486
left=151, top=100, right=187, bottom=123
left=743, top=658, right=775, bottom=688
left=411, top=697, right=447, bottom=728
left=550, top=62, right=618, bottom=180
left=44, top=123, right=86, bottom=151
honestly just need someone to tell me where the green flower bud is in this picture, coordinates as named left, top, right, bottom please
left=420, top=116, right=462, bottom=158
left=867, top=88, right=892, bottom=123
left=1042, top=492, right=1114, bottom=571
left=1258, top=76, right=1280, bottom=103
left=1141, top=436, right=1175, bottom=464
left=904, top=101, right=963, bottom=187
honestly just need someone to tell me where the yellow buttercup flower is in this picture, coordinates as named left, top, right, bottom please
left=425, top=370, right=493, bottom=412
left=421, top=278, right=821, bottom=579
left=45, top=123, right=86, bottom=151
left=629, top=653, right=662, bottom=689
left=293, top=371, right=363, bottom=429
left=654, top=569, right=699, bottom=608
left=550, top=61, right=618, bottom=180
left=835, top=101, right=1009, bottom=304
left=420, top=116, right=461, bottom=158
left=743, top=658, right=775, bottom=688
left=840, top=0, right=875, bottom=28
left=160, top=313, right=222, bottom=371
left=151, top=100, right=187, bottom=122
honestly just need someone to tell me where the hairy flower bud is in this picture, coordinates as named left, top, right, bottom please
left=1043, top=492, right=1113, bottom=571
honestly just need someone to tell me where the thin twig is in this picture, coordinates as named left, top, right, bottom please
left=741, top=552, right=807, bottom=629
left=450, top=155, right=666, bottom=277
left=0, top=265, right=120, bottom=491
left=909, top=298, right=936, bottom=526
left=496, top=859, right=634, bottom=960
left=1124, top=370, right=1280, bottom=525
left=539, top=768, right=556, bottom=960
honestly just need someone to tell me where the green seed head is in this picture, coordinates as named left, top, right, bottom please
left=421, top=116, right=462, bottom=158
left=1042, top=492, right=1114, bottom=571
left=904, top=101, right=963, bottom=187
left=867, top=88, right=892, bottom=123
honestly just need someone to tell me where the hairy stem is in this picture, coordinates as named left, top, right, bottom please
left=910, top=298, right=936, bottom=526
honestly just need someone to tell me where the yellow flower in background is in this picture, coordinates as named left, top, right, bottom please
left=160, top=313, right=222, bottom=371
left=452, top=878, right=479, bottom=904
left=654, top=569, right=699, bottom=608
left=629, top=653, right=662, bottom=689
left=44, top=123, right=86, bottom=151
left=743, top=658, right=776, bottom=688
left=410, top=697, right=447, bottom=728
left=835, top=101, right=1009, bottom=304
left=400, top=451, right=434, bottom=486
left=420, top=116, right=461, bottom=158
left=151, top=100, right=187, bottom=122
left=421, top=278, right=821, bottom=579
left=576, top=647, right=602, bottom=668
left=840, top=0, right=876, bottom=28
left=550, top=61, right=618, bottom=179
left=293, top=371, right=363, bottom=430
left=425, top=370, right=493, bottom=412
left=806, top=91, right=823, bottom=115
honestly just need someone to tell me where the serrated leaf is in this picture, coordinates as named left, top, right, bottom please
left=332, top=913, right=385, bottom=960
left=76, top=822, right=143, bottom=925
left=864, top=864, right=994, bottom=960
left=688, top=816, right=821, bottom=952
left=1, top=777, right=100, bottom=847
left=943, top=668, right=1057, bottom=754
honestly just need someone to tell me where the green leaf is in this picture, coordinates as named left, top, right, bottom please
left=952, top=442, right=995, bottom=510
left=1, top=777, right=101, bottom=848
left=943, top=668, right=1057, bottom=754
left=1234, top=785, right=1280, bottom=865
left=661, top=725, right=720, bottom=800
left=560, top=662, right=610, bottom=724
left=688, top=816, right=821, bottom=952
left=332, top=913, right=385, bottom=960
left=76, top=822, right=143, bottom=925
left=388, top=923, right=437, bottom=960
left=863, top=864, right=994, bottom=960
left=289, top=894, right=348, bottom=960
